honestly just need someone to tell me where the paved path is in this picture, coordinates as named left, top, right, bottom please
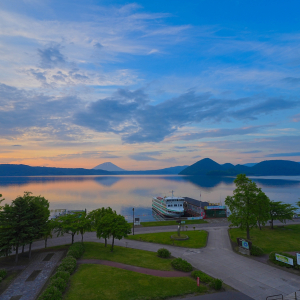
left=1, top=251, right=64, bottom=300
left=10, top=220, right=300, bottom=300
left=78, top=259, right=191, bottom=277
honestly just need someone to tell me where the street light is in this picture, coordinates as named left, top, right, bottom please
left=132, top=208, right=135, bottom=235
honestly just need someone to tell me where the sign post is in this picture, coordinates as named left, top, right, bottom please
left=197, top=277, right=200, bottom=287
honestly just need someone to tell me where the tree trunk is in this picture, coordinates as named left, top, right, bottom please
left=81, top=233, right=83, bottom=243
left=45, top=237, right=47, bottom=248
left=246, top=226, right=250, bottom=240
left=29, top=243, right=32, bottom=259
left=105, top=238, right=107, bottom=247
left=72, top=233, right=74, bottom=244
left=271, top=219, right=274, bottom=229
left=15, top=243, right=19, bottom=263
left=111, top=236, right=115, bottom=252
left=258, top=220, right=261, bottom=230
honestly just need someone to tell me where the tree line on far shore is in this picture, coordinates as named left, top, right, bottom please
left=225, top=174, right=299, bottom=239
left=0, top=192, right=131, bottom=263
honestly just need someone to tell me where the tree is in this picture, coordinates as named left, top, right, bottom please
left=89, top=207, right=115, bottom=247
left=0, top=194, right=5, bottom=210
left=269, top=201, right=296, bottom=229
left=77, top=211, right=91, bottom=243
left=97, top=213, right=131, bottom=252
left=255, top=190, right=270, bottom=230
left=1, top=196, right=34, bottom=263
left=225, top=174, right=263, bottom=239
left=42, top=219, right=55, bottom=248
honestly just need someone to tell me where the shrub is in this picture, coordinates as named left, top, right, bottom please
left=66, top=242, right=85, bottom=259
left=50, top=277, right=67, bottom=292
left=269, top=252, right=296, bottom=269
left=250, top=245, right=264, bottom=256
left=50, top=271, right=70, bottom=282
left=209, top=278, right=223, bottom=290
left=57, top=256, right=77, bottom=274
left=38, top=285, right=62, bottom=300
left=0, top=269, right=7, bottom=279
left=171, top=258, right=193, bottom=272
left=157, top=248, right=171, bottom=258
left=191, top=270, right=213, bottom=283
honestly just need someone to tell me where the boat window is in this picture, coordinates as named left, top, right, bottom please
left=174, top=204, right=177, bottom=207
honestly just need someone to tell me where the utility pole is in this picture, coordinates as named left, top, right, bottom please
left=132, top=207, right=135, bottom=235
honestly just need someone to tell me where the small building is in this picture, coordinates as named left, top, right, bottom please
left=183, top=197, right=227, bottom=219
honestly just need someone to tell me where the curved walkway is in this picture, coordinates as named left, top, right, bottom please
left=22, top=221, right=300, bottom=300
left=77, top=259, right=191, bottom=277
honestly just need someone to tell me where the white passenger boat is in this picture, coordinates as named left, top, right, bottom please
left=152, top=191, right=185, bottom=218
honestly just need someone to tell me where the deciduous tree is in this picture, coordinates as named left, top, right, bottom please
left=269, top=200, right=296, bottom=229
left=225, top=174, right=262, bottom=239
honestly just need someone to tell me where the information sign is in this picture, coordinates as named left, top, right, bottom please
left=297, top=253, right=300, bottom=265
left=275, top=253, right=294, bottom=266
left=181, top=221, right=185, bottom=224
left=241, top=240, right=249, bottom=249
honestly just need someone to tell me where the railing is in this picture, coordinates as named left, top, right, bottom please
left=266, top=291, right=300, bottom=300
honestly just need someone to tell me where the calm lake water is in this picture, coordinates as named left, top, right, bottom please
left=1, top=175, right=300, bottom=221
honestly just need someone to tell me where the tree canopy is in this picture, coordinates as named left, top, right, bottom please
left=225, top=174, right=268, bottom=239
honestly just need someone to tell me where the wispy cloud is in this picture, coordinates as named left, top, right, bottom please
left=266, top=152, right=300, bottom=157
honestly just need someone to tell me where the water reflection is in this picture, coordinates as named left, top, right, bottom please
left=0, top=175, right=299, bottom=221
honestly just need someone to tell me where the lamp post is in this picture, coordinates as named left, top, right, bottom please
left=132, top=208, right=135, bottom=235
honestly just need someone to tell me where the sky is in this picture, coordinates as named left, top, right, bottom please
left=0, top=0, right=300, bottom=170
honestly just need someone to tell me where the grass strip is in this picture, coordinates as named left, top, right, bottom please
left=141, top=220, right=207, bottom=227
left=82, top=242, right=173, bottom=271
left=126, top=230, right=208, bottom=248
left=229, top=224, right=300, bottom=253
left=64, top=264, right=207, bottom=300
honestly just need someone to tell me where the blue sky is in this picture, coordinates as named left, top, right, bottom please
left=0, top=0, right=300, bottom=169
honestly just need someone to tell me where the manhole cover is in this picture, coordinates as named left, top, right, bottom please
left=43, top=253, right=54, bottom=261
left=26, top=270, right=42, bottom=281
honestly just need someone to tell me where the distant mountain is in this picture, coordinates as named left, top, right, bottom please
left=179, top=158, right=223, bottom=175
left=111, top=165, right=189, bottom=175
left=244, top=163, right=257, bottom=167
left=0, top=164, right=111, bottom=176
left=179, top=158, right=300, bottom=176
left=93, top=162, right=126, bottom=172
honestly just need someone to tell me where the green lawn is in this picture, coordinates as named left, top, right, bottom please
left=64, top=264, right=207, bottom=300
left=229, top=224, right=300, bottom=253
left=140, top=220, right=207, bottom=227
left=83, top=242, right=173, bottom=270
left=126, top=230, right=208, bottom=248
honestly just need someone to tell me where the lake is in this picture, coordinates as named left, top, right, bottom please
left=1, top=175, right=300, bottom=221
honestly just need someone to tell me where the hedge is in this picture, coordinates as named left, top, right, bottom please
left=171, top=258, right=193, bottom=272
left=157, top=248, right=171, bottom=258
left=0, top=269, right=7, bottom=283
left=191, top=270, right=213, bottom=283
left=250, top=245, right=264, bottom=256
left=38, top=243, right=85, bottom=300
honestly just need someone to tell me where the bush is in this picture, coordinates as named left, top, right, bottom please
left=191, top=270, right=213, bottom=283
left=269, top=252, right=296, bottom=269
left=38, top=285, right=62, bottom=300
left=0, top=269, right=7, bottom=279
left=57, top=256, right=77, bottom=274
left=66, top=242, right=85, bottom=259
left=157, top=248, right=171, bottom=258
left=50, top=277, right=67, bottom=292
left=50, top=271, right=70, bottom=282
left=250, top=245, right=264, bottom=256
left=209, top=278, right=223, bottom=290
left=171, top=258, right=193, bottom=272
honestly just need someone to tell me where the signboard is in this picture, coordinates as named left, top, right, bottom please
left=187, top=217, right=203, bottom=220
left=204, top=206, right=226, bottom=210
left=275, top=253, right=294, bottom=266
left=297, top=253, right=300, bottom=265
left=241, top=240, right=249, bottom=249
left=197, top=277, right=200, bottom=287
left=181, top=221, right=185, bottom=224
